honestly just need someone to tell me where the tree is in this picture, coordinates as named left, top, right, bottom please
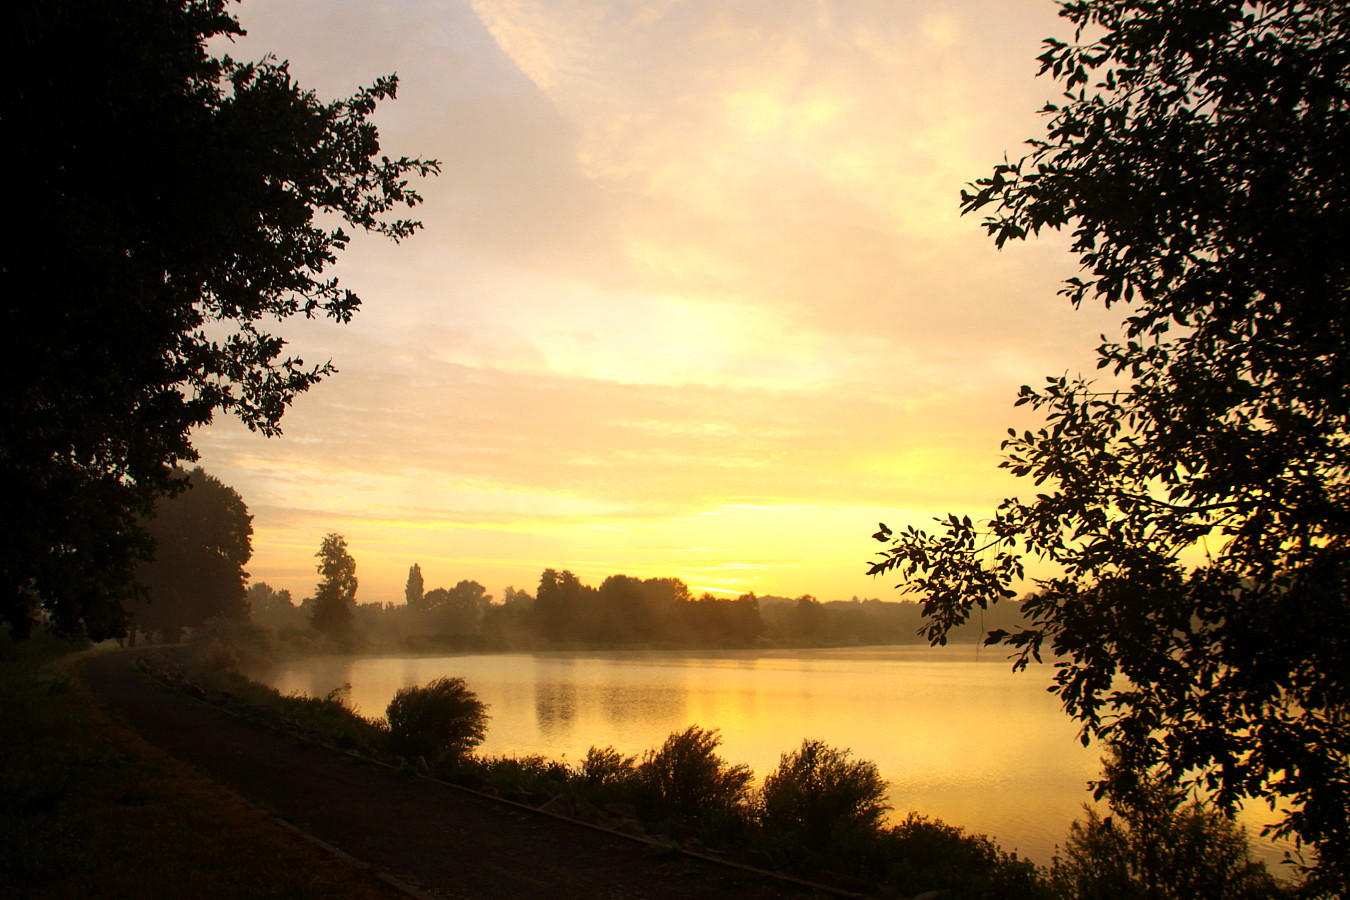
left=533, top=568, right=587, bottom=643
left=405, top=564, right=425, bottom=611
left=385, top=676, right=489, bottom=764
left=133, top=468, right=252, bottom=641
left=1050, top=755, right=1280, bottom=900
left=869, top=2, right=1348, bottom=891
left=759, top=740, right=890, bottom=851
left=422, top=580, right=489, bottom=634
left=2, top=0, right=436, bottom=641
left=636, top=726, right=753, bottom=832
left=310, top=533, right=357, bottom=639
left=597, top=574, right=654, bottom=643
left=246, top=581, right=300, bottom=632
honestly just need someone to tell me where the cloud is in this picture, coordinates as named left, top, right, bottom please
left=198, top=0, right=1117, bottom=604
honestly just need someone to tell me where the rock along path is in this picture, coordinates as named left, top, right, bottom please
left=81, top=650, right=840, bottom=900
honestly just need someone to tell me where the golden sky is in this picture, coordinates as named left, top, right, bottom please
left=195, top=0, right=1122, bottom=605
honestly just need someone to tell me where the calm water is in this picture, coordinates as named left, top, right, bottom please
left=243, top=645, right=1289, bottom=868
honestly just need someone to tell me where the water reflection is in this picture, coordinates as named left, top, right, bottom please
left=241, top=646, right=1285, bottom=868
left=533, top=678, right=577, bottom=739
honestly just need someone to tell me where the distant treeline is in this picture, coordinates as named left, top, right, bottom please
left=248, top=565, right=1030, bottom=653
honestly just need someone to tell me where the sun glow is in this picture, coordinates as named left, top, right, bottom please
left=203, top=0, right=1087, bottom=608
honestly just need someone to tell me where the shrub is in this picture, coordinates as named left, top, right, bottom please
left=636, top=725, right=753, bottom=831
left=384, top=676, right=488, bottom=763
left=759, top=739, right=890, bottom=847
left=879, top=813, right=1047, bottom=900
left=463, top=754, right=572, bottom=794
left=184, top=662, right=387, bottom=752
left=574, top=745, right=640, bottom=805
left=1049, top=760, right=1284, bottom=900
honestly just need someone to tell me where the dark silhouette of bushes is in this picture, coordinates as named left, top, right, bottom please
left=760, top=739, right=889, bottom=841
left=574, top=745, right=641, bottom=806
left=1048, top=758, right=1284, bottom=900
left=385, top=677, right=488, bottom=763
left=635, top=726, right=754, bottom=836
left=758, top=739, right=890, bottom=871
left=462, top=754, right=572, bottom=795
left=170, top=653, right=1286, bottom=899
left=878, top=813, right=1046, bottom=899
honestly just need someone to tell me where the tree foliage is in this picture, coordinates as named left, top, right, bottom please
left=420, top=580, right=490, bottom=634
left=384, top=676, right=488, bottom=763
left=310, top=533, right=357, bottom=639
left=1050, top=755, right=1280, bottom=900
left=759, top=739, right=890, bottom=849
left=134, top=467, right=252, bottom=641
left=404, top=564, right=425, bottom=611
left=870, top=1, right=1349, bottom=890
left=245, top=581, right=299, bottom=632
left=636, top=726, right=753, bottom=831
left=2, top=0, right=436, bottom=640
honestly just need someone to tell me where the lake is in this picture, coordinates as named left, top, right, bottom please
left=242, top=645, right=1290, bottom=868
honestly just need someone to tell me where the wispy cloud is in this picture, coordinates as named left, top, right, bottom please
left=206, top=1, right=1112, bottom=602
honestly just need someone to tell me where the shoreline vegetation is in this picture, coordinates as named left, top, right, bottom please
left=147, top=634, right=1296, bottom=898
left=155, top=638, right=1051, bottom=899
left=2, top=632, right=1297, bottom=899
left=234, top=566, right=1037, bottom=659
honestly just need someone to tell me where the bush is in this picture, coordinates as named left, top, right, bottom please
left=878, top=813, right=1047, bottom=900
left=759, top=739, right=890, bottom=847
left=636, top=725, right=753, bottom=831
left=1049, top=760, right=1284, bottom=900
left=463, top=754, right=572, bottom=794
left=384, top=676, right=488, bottom=763
left=574, top=745, right=640, bottom=805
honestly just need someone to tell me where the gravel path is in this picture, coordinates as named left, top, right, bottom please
left=81, top=650, right=842, bottom=900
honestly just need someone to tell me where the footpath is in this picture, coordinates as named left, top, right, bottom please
left=81, top=650, right=835, bottom=900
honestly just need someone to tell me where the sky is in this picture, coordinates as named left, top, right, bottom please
left=194, top=0, right=1123, bottom=606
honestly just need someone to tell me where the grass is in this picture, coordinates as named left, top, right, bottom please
left=0, top=641, right=407, bottom=900
left=182, top=658, right=390, bottom=751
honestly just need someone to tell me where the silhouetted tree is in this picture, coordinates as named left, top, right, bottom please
left=482, top=585, right=535, bottom=647
left=2, top=0, right=436, bottom=640
left=133, top=468, right=252, bottom=642
left=246, top=581, right=300, bottom=632
left=870, top=1, right=1350, bottom=889
left=385, top=677, right=488, bottom=763
left=405, top=564, right=425, bottom=611
left=640, top=576, right=693, bottom=638
left=759, top=740, right=890, bottom=854
left=791, top=595, right=825, bottom=643
left=310, top=533, right=357, bottom=639
left=1050, top=754, right=1280, bottom=900
left=533, top=569, right=586, bottom=644
left=636, top=726, right=753, bottom=833
left=597, top=575, right=654, bottom=643
left=423, top=580, right=489, bottom=634
left=682, top=592, right=763, bottom=646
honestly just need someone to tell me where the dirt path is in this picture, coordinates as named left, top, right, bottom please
left=81, top=650, right=840, bottom=900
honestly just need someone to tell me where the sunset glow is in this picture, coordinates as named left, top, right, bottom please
left=196, top=0, right=1123, bottom=605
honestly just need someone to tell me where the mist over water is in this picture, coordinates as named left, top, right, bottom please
left=243, top=645, right=1289, bottom=868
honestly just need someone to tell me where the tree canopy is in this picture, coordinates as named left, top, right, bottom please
left=870, top=1, right=1348, bottom=891
left=310, top=533, right=357, bottom=640
left=134, top=467, right=252, bottom=641
left=2, top=0, right=436, bottom=640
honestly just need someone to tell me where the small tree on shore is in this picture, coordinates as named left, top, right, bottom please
left=759, top=739, right=890, bottom=850
left=385, top=677, right=488, bottom=763
left=1050, top=756, right=1281, bottom=900
left=636, top=726, right=753, bottom=832
left=405, top=564, right=424, bottom=611
left=310, top=533, right=356, bottom=640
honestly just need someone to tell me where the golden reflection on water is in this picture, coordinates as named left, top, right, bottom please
left=246, top=646, right=1287, bottom=868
